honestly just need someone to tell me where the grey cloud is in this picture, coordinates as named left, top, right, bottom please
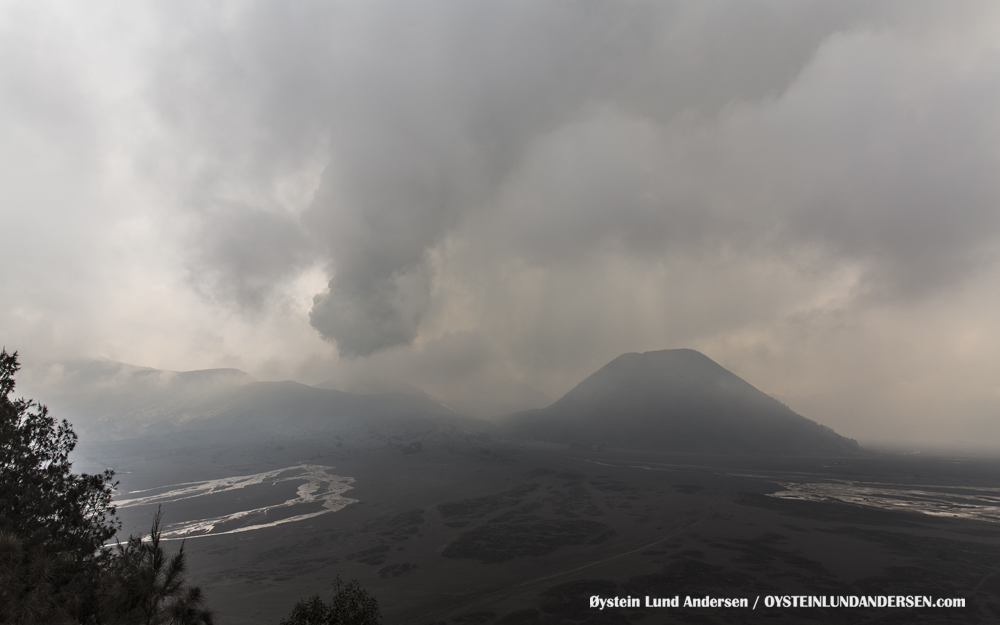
left=750, top=27, right=1000, bottom=300
left=310, top=263, right=432, bottom=357
left=138, top=1, right=889, bottom=357
left=456, top=10, right=1000, bottom=302
left=296, top=1, right=867, bottom=356
left=8, top=0, right=1000, bottom=446
left=188, top=206, right=314, bottom=310
left=302, top=1, right=665, bottom=356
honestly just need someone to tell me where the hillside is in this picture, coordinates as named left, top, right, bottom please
left=498, top=349, right=860, bottom=455
left=24, top=359, right=488, bottom=444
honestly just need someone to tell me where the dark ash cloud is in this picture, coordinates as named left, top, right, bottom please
left=291, top=1, right=871, bottom=356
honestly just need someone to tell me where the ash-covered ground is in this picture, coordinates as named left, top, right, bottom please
left=80, top=434, right=1000, bottom=625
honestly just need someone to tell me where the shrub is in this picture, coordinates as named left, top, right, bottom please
left=279, top=577, right=381, bottom=625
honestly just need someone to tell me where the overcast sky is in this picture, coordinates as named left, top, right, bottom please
left=3, top=1, right=1000, bottom=446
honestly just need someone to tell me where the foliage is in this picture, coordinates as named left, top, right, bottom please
left=0, top=349, right=214, bottom=624
left=0, top=349, right=119, bottom=554
left=101, top=508, right=214, bottom=625
left=0, top=530, right=76, bottom=625
left=279, top=577, right=381, bottom=625
left=0, top=348, right=120, bottom=622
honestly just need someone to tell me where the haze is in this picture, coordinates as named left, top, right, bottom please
left=3, top=1, right=1000, bottom=448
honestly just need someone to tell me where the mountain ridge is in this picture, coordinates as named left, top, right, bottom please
left=22, top=359, right=476, bottom=441
left=498, top=349, right=860, bottom=455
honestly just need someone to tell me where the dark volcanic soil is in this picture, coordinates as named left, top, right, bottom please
left=77, top=437, right=1000, bottom=625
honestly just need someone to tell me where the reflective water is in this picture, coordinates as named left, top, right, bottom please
left=579, top=456, right=1000, bottom=524
left=769, top=480, right=1000, bottom=523
left=115, top=464, right=357, bottom=539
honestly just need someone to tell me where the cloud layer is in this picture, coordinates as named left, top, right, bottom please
left=4, top=1, right=1000, bottom=445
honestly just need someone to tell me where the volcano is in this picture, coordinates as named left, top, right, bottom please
left=498, top=349, right=860, bottom=455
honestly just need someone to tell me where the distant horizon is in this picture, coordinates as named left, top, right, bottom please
left=16, top=347, right=1000, bottom=455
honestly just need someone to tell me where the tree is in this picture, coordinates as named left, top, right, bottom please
left=0, top=530, right=76, bottom=625
left=101, top=508, right=214, bottom=625
left=0, top=348, right=119, bottom=622
left=279, top=577, right=381, bottom=625
left=0, top=349, right=118, bottom=553
left=0, top=349, right=216, bottom=623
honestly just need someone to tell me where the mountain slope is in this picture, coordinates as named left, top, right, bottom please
left=25, top=359, right=488, bottom=442
left=498, top=349, right=860, bottom=455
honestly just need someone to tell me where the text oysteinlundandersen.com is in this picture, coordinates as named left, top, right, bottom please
left=589, top=595, right=966, bottom=610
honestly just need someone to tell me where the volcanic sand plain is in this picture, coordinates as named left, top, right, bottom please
left=79, top=435, right=1000, bottom=625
